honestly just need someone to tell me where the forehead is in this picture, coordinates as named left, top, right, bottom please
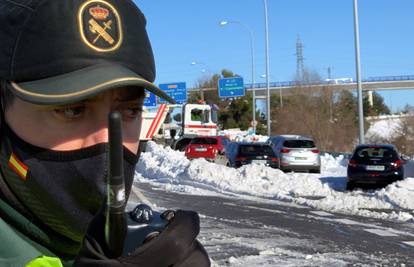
left=111, top=86, right=145, bottom=100
left=10, top=87, right=146, bottom=111
left=87, top=86, right=145, bottom=102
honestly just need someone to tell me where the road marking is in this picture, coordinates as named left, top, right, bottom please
left=333, top=218, right=360, bottom=225
left=131, top=186, right=154, bottom=209
left=364, top=228, right=399, bottom=237
left=224, top=202, right=286, bottom=215
left=403, top=241, right=414, bottom=247
left=310, top=211, right=333, bottom=217
left=245, top=205, right=286, bottom=215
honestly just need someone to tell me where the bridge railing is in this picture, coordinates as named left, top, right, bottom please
left=244, top=74, right=414, bottom=89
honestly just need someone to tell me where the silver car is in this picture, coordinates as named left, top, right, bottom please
left=269, top=135, right=321, bottom=173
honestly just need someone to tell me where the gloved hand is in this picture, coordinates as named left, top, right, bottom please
left=74, top=209, right=210, bottom=267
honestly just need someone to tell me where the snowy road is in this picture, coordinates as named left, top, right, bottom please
left=129, top=142, right=414, bottom=266
left=130, top=182, right=414, bottom=266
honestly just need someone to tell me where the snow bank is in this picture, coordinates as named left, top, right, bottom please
left=136, top=142, right=414, bottom=222
left=219, top=128, right=269, bottom=142
left=366, top=118, right=401, bottom=140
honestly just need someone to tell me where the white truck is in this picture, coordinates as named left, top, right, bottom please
left=139, top=103, right=218, bottom=151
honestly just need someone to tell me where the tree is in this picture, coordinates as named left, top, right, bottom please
left=269, top=81, right=365, bottom=152
left=363, top=92, right=390, bottom=116
left=401, top=104, right=414, bottom=114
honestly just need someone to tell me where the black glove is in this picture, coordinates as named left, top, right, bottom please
left=74, top=210, right=210, bottom=267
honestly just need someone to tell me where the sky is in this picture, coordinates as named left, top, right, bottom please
left=134, top=0, right=414, bottom=112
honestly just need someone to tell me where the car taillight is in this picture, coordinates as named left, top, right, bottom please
left=212, top=148, right=217, bottom=154
left=311, top=149, right=320, bottom=154
left=390, top=159, right=402, bottom=169
left=236, top=156, right=247, bottom=161
left=186, top=147, right=191, bottom=153
left=348, top=159, right=357, bottom=168
left=271, top=157, right=279, bottom=162
left=280, top=149, right=290, bottom=153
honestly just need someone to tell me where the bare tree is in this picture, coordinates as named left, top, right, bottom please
left=271, top=83, right=360, bottom=152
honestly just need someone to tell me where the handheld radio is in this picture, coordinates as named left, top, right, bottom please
left=105, top=111, right=127, bottom=258
left=105, top=111, right=168, bottom=257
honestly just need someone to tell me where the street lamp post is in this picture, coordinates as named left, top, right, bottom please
left=353, top=0, right=365, bottom=144
left=219, top=20, right=256, bottom=134
left=264, top=0, right=271, bottom=136
left=191, top=61, right=210, bottom=101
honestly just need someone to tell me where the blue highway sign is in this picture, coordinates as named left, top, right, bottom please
left=143, top=90, right=157, bottom=106
left=158, top=82, right=187, bottom=104
left=218, top=77, right=245, bottom=98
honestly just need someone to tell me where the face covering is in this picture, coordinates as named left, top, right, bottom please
left=0, top=122, right=139, bottom=245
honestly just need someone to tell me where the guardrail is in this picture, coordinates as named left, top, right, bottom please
left=243, top=75, right=414, bottom=89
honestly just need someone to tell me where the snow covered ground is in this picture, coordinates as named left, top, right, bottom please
left=366, top=117, right=402, bottom=140
left=136, top=141, right=414, bottom=223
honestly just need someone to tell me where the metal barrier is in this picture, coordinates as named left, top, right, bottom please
left=244, top=74, right=414, bottom=89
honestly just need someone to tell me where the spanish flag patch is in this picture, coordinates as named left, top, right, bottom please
left=8, top=153, right=28, bottom=180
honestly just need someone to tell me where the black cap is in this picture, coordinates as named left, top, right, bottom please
left=0, top=0, right=175, bottom=105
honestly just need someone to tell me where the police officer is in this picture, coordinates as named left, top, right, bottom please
left=0, top=0, right=210, bottom=266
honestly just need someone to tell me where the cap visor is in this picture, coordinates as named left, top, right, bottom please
left=10, top=63, right=175, bottom=105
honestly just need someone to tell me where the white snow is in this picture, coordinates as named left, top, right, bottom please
left=219, top=128, right=269, bottom=142
left=366, top=117, right=401, bottom=140
left=136, top=141, right=414, bottom=222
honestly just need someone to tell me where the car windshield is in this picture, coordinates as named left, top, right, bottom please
left=283, top=140, right=315, bottom=148
left=191, top=138, right=218, bottom=145
left=238, top=145, right=273, bottom=156
left=353, top=147, right=397, bottom=161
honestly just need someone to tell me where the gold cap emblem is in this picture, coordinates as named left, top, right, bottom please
left=89, top=5, right=109, bottom=20
left=78, top=0, right=123, bottom=52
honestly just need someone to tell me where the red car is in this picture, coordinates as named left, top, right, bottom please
left=185, top=136, right=230, bottom=161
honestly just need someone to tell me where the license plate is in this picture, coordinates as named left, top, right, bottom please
left=295, top=157, right=307, bottom=160
left=366, top=165, right=385, bottom=171
left=195, top=147, right=207, bottom=152
left=252, top=160, right=266, bottom=164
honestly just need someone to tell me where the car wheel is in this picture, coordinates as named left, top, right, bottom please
left=214, top=155, right=226, bottom=165
left=310, top=168, right=321, bottom=174
left=346, top=182, right=355, bottom=191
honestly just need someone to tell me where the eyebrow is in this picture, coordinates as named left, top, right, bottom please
left=35, top=100, right=88, bottom=110
left=115, top=89, right=146, bottom=101
left=35, top=88, right=146, bottom=110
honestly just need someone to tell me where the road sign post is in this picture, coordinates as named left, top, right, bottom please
left=218, top=77, right=245, bottom=98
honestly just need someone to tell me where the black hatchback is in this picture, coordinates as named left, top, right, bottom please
left=226, top=142, right=279, bottom=168
left=347, top=144, right=405, bottom=190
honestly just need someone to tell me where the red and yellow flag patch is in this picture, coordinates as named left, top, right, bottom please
left=8, top=153, right=28, bottom=180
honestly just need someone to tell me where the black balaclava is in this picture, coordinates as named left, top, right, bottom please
left=0, top=115, right=139, bottom=254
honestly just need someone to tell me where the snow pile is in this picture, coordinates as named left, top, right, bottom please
left=366, top=117, right=401, bottom=140
left=136, top=142, right=414, bottom=222
left=218, top=128, right=269, bottom=142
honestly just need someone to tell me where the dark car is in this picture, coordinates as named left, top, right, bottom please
left=226, top=142, right=279, bottom=168
left=185, top=136, right=230, bottom=162
left=347, top=144, right=405, bottom=190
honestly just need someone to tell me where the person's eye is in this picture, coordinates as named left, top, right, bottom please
left=120, top=106, right=143, bottom=120
left=53, top=106, right=85, bottom=120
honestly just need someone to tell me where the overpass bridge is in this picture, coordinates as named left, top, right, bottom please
left=188, top=75, right=414, bottom=97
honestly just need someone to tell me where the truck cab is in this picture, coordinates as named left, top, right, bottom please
left=182, top=104, right=217, bottom=137
left=140, top=103, right=218, bottom=151
left=161, top=103, right=218, bottom=151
